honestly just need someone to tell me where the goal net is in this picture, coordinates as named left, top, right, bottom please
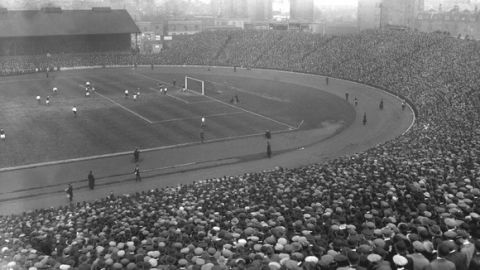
left=185, top=76, right=205, bottom=95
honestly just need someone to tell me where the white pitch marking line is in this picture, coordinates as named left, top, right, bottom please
left=151, top=111, right=245, bottom=124
left=135, top=72, right=296, bottom=130
left=188, top=89, right=296, bottom=130
left=167, top=93, right=191, bottom=104
left=94, top=91, right=154, bottom=124
left=148, top=87, right=190, bottom=104
left=189, top=100, right=217, bottom=104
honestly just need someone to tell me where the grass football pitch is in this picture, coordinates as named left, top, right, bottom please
left=0, top=67, right=354, bottom=168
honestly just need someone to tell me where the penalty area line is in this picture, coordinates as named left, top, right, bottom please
left=94, top=91, right=154, bottom=124
left=187, top=89, right=296, bottom=130
left=148, top=87, right=191, bottom=104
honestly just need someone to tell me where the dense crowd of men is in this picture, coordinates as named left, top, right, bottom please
left=0, top=29, right=480, bottom=270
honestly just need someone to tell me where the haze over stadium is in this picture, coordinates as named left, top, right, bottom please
left=0, top=0, right=479, bottom=270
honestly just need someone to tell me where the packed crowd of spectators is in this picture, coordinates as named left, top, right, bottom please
left=1, top=29, right=480, bottom=270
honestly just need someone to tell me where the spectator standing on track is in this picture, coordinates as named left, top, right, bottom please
left=133, top=148, right=140, bottom=162
left=235, top=94, right=239, bottom=103
left=72, top=106, right=77, bottom=117
left=402, top=100, right=406, bottom=111
left=173, top=80, right=176, bottom=87
left=267, top=141, right=272, bottom=158
left=345, top=92, right=349, bottom=101
left=88, top=171, right=95, bottom=190
left=0, top=129, right=5, bottom=141
left=134, top=165, right=141, bottom=182
left=363, top=112, right=367, bottom=125
left=65, top=184, right=73, bottom=203
left=200, top=130, right=204, bottom=143
left=326, top=76, right=329, bottom=85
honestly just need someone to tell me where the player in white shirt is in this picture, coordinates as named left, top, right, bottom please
left=45, top=96, right=50, bottom=105
left=124, top=89, right=129, bottom=98
left=36, top=96, right=41, bottom=104
left=0, top=129, right=5, bottom=141
left=72, top=106, right=77, bottom=117
left=201, top=116, right=206, bottom=128
left=52, top=87, right=58, bottom=95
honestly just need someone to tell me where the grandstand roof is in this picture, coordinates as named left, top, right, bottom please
left=0, top=9, right=140, bottom=38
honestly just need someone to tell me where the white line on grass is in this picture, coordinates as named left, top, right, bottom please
left=136, top=71, right=296, bottom=130
left=0, top=126, right=295, bottom=173
left=151, top=111, right=245, bottom=124
left=189, top=89, right=296, bottom=130
left=167, top=93, right=191, bottom=104
left=94, top=91, right=154, bottom=124
left=146, top=84, right=191, bottom=104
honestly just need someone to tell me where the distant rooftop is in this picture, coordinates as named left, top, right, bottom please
left=0, top=8, right=140, bottom=38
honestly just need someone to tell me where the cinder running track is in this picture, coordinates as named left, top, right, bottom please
left=0, top=67, right=414, bottom=215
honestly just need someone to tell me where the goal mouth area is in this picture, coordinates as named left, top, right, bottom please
left=185, top=76, right=205, bottom=95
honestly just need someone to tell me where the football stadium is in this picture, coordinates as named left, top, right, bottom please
left=0, top=1, right=479, bottom=270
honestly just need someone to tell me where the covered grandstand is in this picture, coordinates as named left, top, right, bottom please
left=0, top=7, right=140, bottom=56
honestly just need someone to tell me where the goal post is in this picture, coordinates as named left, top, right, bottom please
left=185, top=76, right=205, bottom=95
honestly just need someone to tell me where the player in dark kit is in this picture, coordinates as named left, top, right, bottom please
left=133, top=148, right=140, bottom=162
left=354, top=97, right=358, bottom=106
left=402, top=100, right=406, bottom=111
left=363, top=112, right=367, bottom=125
left=265, top=130, right=271, bottom=140
left=345, top=92, right=349, bottom=101
left=326, top=76, right=329, bottom=85
left=379, top=99, right=384, bottom=110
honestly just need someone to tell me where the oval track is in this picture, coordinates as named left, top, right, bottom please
left=0, top=66, right=414, bottom=215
